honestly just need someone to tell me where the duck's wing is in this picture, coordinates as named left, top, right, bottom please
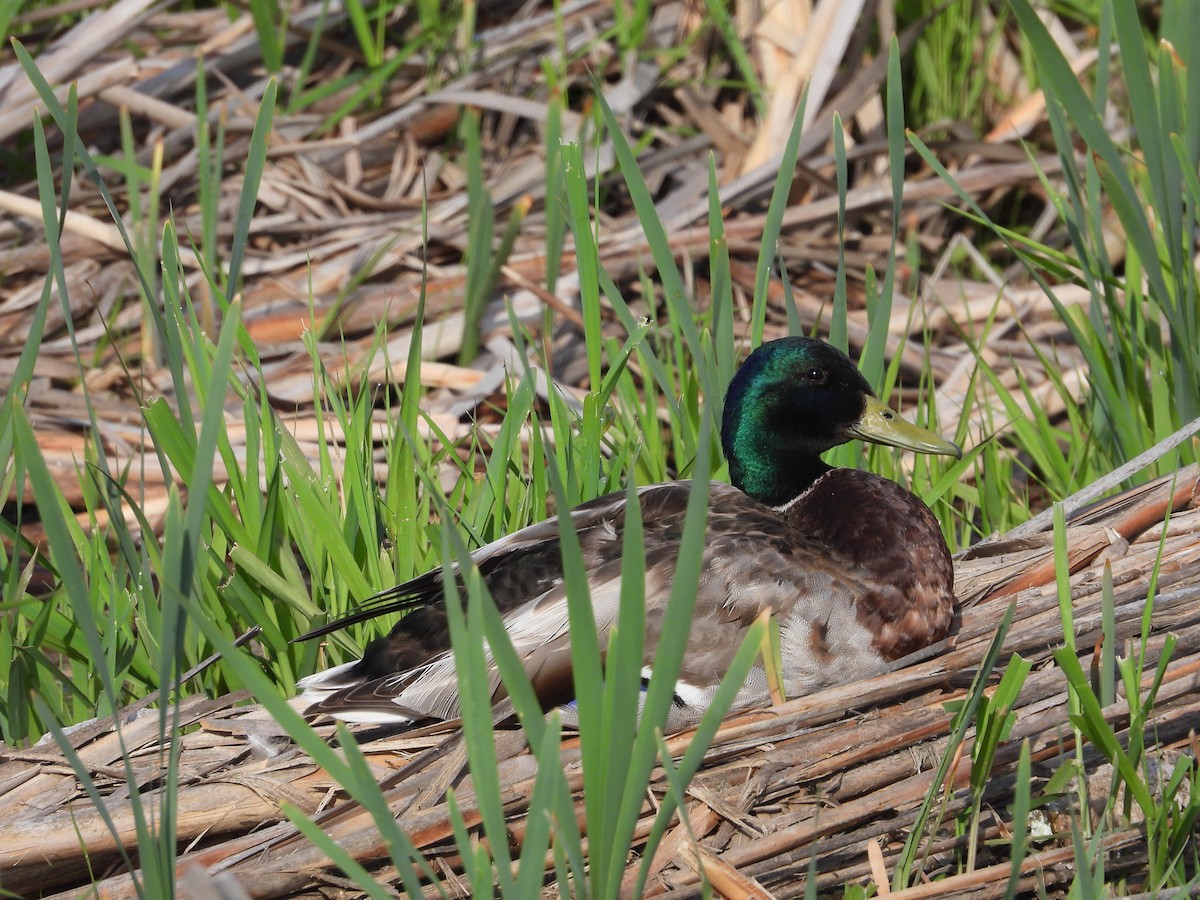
left=296, top=486, right=651, bottom=647
left=297, top=485, right=669, bottom=723
left=293, top=497, right=616, bottom=643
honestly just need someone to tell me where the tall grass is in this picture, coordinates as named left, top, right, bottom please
left=912, top=0, right=1200, bottom=504
left=2, top=0, right=1198, bottom=894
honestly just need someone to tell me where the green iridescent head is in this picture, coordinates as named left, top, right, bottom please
left=721, top=337, right=960, bottom=507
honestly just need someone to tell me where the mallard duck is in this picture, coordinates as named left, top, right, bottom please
left=297, top=337, right=961, bottom=729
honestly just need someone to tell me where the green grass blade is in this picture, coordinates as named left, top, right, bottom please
left=631, top=613, right=769, bottom=897
left=226, top=79, right=276, bottom=310
left=440, top=547, right=515, bottom=895
left=593, top=90, right=718, bottom=427
left=751, top=91, right=807, bottom=346
left=892, top=601, right=1018, bottom=889
left=602, top=415, right=713, bottom=899
left=1003, top=741, right=1033, bottom=900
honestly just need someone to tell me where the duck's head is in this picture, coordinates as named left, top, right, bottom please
left=721, top=337, right=961, bottom=507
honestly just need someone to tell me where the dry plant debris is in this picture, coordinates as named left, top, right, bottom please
left=3, top=0, right=1196, bottom=896
left=3, top=1, right=1099, bottom=533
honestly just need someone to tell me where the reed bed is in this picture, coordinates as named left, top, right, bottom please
left=2, top=465, right=1197, bottom=896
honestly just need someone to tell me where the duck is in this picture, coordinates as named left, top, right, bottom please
left=296, top=336, right=961, bottom=730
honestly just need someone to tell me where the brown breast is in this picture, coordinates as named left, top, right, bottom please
left=782, top=468, right=956, bottom=660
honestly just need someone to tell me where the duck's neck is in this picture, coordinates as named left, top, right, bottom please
left=728, top=452, right=833, bottom=509
left=720, top=369, right=844, bottom=508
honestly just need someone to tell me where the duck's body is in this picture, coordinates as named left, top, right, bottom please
left=298, top=337, right=960, bottom=729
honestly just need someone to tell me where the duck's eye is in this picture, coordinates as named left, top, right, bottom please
left=804, top=367, right=826, bottom=384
